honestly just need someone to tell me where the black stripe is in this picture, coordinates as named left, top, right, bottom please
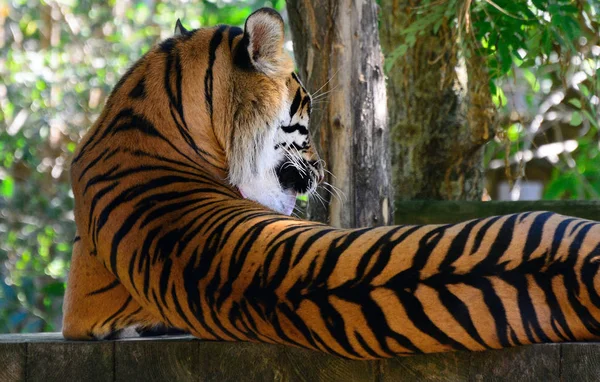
left=300, top=95, right=310, bottom=112
left=159, top=38, right=177, bottom=53
left=533, top=272, right=575, bottom=341
left=72, top=107, right=132, bottom=164
left=563, top=223, right=600, bottom=335
left=289, top=88, right=302, bottom=118
left=470, top=277, right=514, bottom=347
left=78, top=147, right=110, bottom=182
left=470, top=215, right=503, bottom=255
left=582, top=235, right=600, bottom=309
left=128, top=76, right=146, bottom=99
left=233, top=32, right=253, bottom=70
left=396, top=290, right=469, bottom=351
left=228, top=26, right=243, bottom=49
left=152, top=289, right=174, bottom=327
left=205, top=26, right=227, bottom=119
left=354, top=331, right=383, bottom=358
left=87, top=279, right=121, bottom=296
left=170, top=285, right=196, bottom=332
left=437, top=286, right=492, bottom=349
left=121, top=307, right=143, bottom=326
left=182, top=248, right=221, bottom=339
left=291, top=72, right=301, bottom=84
left=472, top=214, right=518, bottom=273
left=128, top=249, right=139, bottom=295
left=522, top=212, right=554, bottom=261
left=504, top=272, right=551, bottom=343
left=362, top=295, right=421, bottom=355
left=100, top=295, right=133, bottom=328
left=159, top=258, right=173, bottom=306
left=440, top=219, right=481, bottom=272
left=108, top=56, right=147, bottom=100
left=104, top=176, right=202, bottom=274
left=281, top=123, right=309, bottom=135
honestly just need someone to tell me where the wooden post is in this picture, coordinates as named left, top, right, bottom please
left=286, top=0, right=393, bottom=228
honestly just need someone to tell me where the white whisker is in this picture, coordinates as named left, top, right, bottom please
left=312, top=84, right=340, bottom=101
left=311, top=68, right=341, bottom=97
left=322, top=181, right=346, bottom=203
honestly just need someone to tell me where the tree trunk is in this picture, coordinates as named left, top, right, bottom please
left=286, top=0, right=392, bottom=228
left=379, top=1, right=496, bottom=201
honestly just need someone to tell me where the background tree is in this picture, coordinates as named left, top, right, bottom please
left=286, top=0, right=393, bottom=228
left=380, top=0, right=495, bottom=201
left=381, top=0, right=599, bottom=203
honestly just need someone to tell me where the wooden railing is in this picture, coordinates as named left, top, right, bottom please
left=2, top=333, right=600, bottom=381
left=2, top=201, right=600, bottom=381
left=394, top=200, right=600, bottom=224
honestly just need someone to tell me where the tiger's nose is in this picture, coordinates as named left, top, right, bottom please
left=317, top=170, right=325, bottom=184
left=316, top=162, right=325, bottom=184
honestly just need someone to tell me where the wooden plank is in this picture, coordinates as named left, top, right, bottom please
left=197, top=341, right=287, bottom=382
left=0, top=343, right=26, bottom=382
left=27, top=341, right=113, bottom=382
left=380, top=351, right=471, bottom=382
left=10, top=333, right=600, bottom=381
left=277, top=345, right=378, bottom=382
left=197, top=341, right=377, bottom=382
left=468, top=344, right=560, bottom=382
left=115, top=335, right=198, bottom=382
left=394, top=201, right=600, bottom=225
left=561, top=343, right=600, bottom=381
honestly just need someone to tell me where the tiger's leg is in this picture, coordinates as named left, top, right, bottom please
left=62, top=237, right=163, bottom=339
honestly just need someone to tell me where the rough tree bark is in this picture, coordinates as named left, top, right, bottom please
left=286, top=0, right=392, bottom=228
left=379, top=1, right=496, bottom=201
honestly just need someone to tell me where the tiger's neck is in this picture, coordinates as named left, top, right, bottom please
left=91, top=50, right=234, bottom=187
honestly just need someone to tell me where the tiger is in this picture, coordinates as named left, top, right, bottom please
left=63, top=8, right=600, bottom=359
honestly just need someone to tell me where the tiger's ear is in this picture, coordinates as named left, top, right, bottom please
left=174, top=19, right=189, bottom=36
left=243, top=8, right=291, bottom=76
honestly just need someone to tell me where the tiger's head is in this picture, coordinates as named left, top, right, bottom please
left=172, top=8, right=324, bottom=215
left=74, top=9, right=324, bottom=216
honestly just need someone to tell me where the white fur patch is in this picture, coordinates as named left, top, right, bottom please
left=237, top=100, right=298, bottom=215
left=239, top=174, right=296, bottom=215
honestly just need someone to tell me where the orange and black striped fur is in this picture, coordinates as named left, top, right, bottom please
left=63, top=8, right=600, bottom=359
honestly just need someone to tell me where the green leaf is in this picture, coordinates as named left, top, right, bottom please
left=570, top=111, right=583, bottom=126
left=385, top=44, right=408, bottom=73
left=568, top=99, right=582, bottom=108
left=492, top=86, right=507, bottom=107
left=579, top=84, right=590, bottom=97
left=399, top=10, right=443, bottom=36
left=498, top=42, right=512, bottom=74
left=1, top=176, right=14, bottom=198
left=583, top=110, right=600, bottom=129
left=523, top=69, right=540, bottom=92
left=42, top=282, right=65, bottom=297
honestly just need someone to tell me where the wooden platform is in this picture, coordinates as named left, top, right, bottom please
left=2, top=334, right=600, bottom=381
left=394, top=200, right=600, bottom=225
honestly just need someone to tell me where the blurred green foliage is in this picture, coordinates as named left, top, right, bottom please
left=0, top=0, right=284, bottom=333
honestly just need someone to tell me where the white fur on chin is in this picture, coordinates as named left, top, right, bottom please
left=239, top=175, right=296, bottom=216
left=234, top=99, right=297, bottom=215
